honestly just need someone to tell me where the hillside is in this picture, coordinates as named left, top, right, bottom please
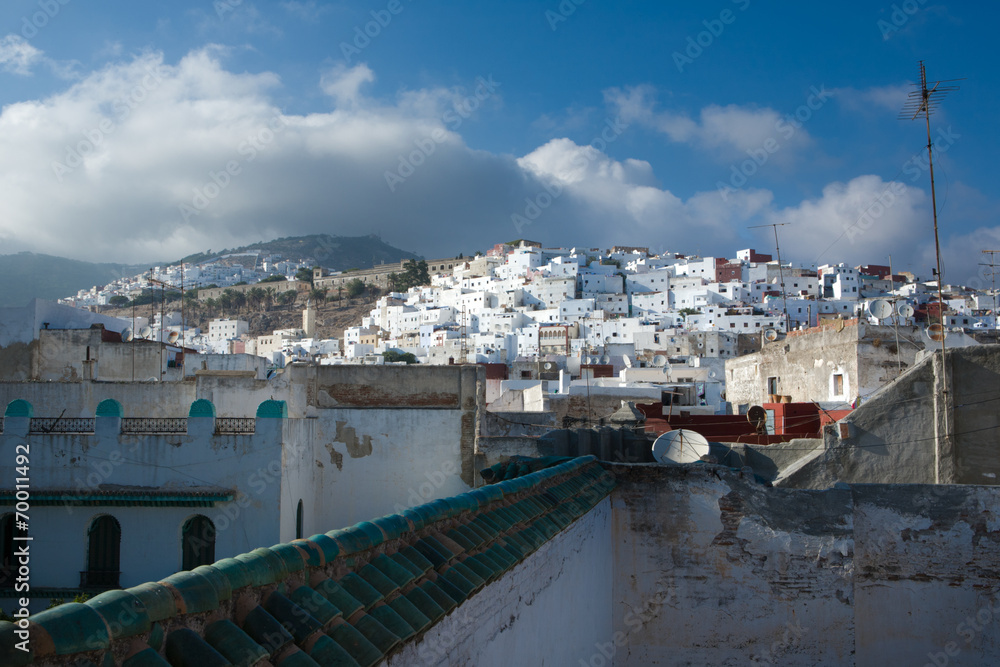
left=173, top=234, right=421, bottom=271
left=0, top=252, right=143, bottom=309
left=0, top=235, right=421, bottom=309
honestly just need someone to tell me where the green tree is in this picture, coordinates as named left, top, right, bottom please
left=309, top=287, right=328, bottom=302
left=383, top=350, right=418, bottom=364
left=277, top=290, right=297, bottom=306
left=346, top=278, right=365, bottom=299
left=108, top=295, right=129, bottom=307
left=260, top=274, right=285, bottom=283
left=295, top=267, right=315, bottom=285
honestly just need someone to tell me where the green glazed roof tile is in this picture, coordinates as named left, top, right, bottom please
left=461, top=554, right=499, bottom=582
left=328, top=620, right=384, bottom=667
left=303, top=534, right=340, bottom=565
left=449, top=561, right=485, bottom=589
left=309, top=634, right=361, bottom=667
left=289, top=585, right=343, bottom=626
left=338, top=572, right=384, bottom=609
left=125, top=583, right=178, bottom=623
left=387, top=595, right=432, bottom=634
left=412, top=539, right=449, bottom=569
left=164, top=627, right=231, bottom=667
left=241, top=605, right=294, bottom=655
left=398, top=546, right=434, bottom=574
left=352, top=612, right=401, bottom=654
left=122, top=647, right=172, bottom=667
left=419, top=580, right=459, bottom=613
left=369, top=554, right=416, bottom=588
left=0, top=621, right=33, bottom=667
left=368, top=605, right=415, bottom=643
left=190, top=565, right=233, bottom=602
left=85, top=589, right=151, bottom=640
left=389, top=551, right=423, bottom=579
left=438, top=568, right=475, bottom=599
left=269, top=542, right=308, bottom=574
left=264, top=591, right=322, bottom=643
left=160, top=571, right=220, bottom=615
left=31, top=603, right=111, bottom=655
left=274, top=648, right=321, bottom=666
left=404, top=587, right=446, bottom=625
left=203, top=619, right=269, bottom=667
left=313, top=578, right=364, bottom=618
left=357, top=563, right=399, bottom=597
left=445, top=527, right=475, bottom=551
left=210, top=558, right=254, bottom=592
left=234, top=552, right=282, bottom=587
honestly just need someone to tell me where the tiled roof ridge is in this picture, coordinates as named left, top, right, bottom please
left=1, top=455, right=615, bottom=667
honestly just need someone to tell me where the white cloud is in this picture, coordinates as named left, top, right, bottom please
left=605, top=85, right=814, bottom=163
left=0, top=48, right=964, bottom=279
left=320, top=63, right=375, bottom=107
left=832, top=84, right=911, bottom=114
left=281, top=1, right=332, bottom=21
left=0, top=34, right=43, bottom=76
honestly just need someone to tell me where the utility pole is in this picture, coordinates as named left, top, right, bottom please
left=749, top=222, right=793, bottom=333
left=889, top=255, right=902, bottom=376
left=900, top=60, right=962, bottom=483
left=981, top=250, right=1000, bottom=330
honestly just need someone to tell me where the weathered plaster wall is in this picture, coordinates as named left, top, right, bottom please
left=610, top=464, right=854, bottom=666
left=853, top=484, right=1000, bottom=666
left=386, top=497, right=614, bottom=667
left=725, top=322, right=922, bottom=407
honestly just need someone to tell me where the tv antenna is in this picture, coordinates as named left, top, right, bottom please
left=980, top=250, right=1000, bottom=328
left=900, top=60, right=962, bottom=483
left=748, top=222, right=793, bottom=333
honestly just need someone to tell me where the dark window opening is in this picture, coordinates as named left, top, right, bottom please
left=83, top=515, right=121, bottom=589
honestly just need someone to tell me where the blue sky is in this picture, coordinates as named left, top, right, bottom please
left=0, top=0, right=996, bottom=285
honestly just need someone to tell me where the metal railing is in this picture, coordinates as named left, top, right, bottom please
left=29, top=418, right=95, bottom=434
left=215, top=417, right=256, bottom=435
left=120, top=418, right=187, bottom=434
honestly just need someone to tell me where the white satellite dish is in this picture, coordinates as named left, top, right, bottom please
left=763, top=328, right=778, bottom=342
left=652, top=355, right=667, bottom=367
left=708, top=370, right=718, bottom=379
left=651, top=429, right=711, bottom=464
left=623, top=355, right=633, bottom=368
left=897, top=303, right=915, bottom=318
left=121, top=328, right=133, bottom=342
left=600, top=355, right=611, bottom=364
left=868, top=300, right=892, bottom=320
left=139, top=326, right=152, bottom=339
left=167, top=331, right=180, bottom=344
left=542, top=361, right=555, bottom=371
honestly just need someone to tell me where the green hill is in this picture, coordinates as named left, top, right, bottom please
left=0, top=235, right=423, bottom=308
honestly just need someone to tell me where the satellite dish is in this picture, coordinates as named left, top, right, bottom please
left=139, top=326, right=152, bottom=340
left=265, top=369, right=276, bottom=379
left=652, top=355, right=667, bottom=367
left=898, top=304, right=915, bottom=318
left=926, top=323, right=946, bottom=342
left=651, top=429, right=711, bottom=464
left=121, top=328, right=133, bottom=342
left=542, top=361, right=555, bottom=371
left=623, top=355, right=633, bottom=368
left=167, top=331, right=180, bottom=344
left=868, top=299, right=892, bottom=320
left=763, top=328, right=778, bottom=342
left=600, top=355, right=611, bottom=364
left=747, top=406, right=767, bottom=434
left=708, top=370, right=718, bottom=379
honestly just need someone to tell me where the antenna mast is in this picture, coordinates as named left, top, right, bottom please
left=749, top=222, right=793, bottom=333
left=981, top=250, right=1000, bottom=330
left=900, top=60, right=962, bottom=483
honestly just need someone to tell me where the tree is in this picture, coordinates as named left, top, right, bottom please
left=309, top=287, right=328, bottom=303
left=108, top=295, right=129, bottom=307
left=277, top=290, right=297, bottom=306
left=247, top=287, right=266, bottom=311
left=295, top=267, right=315, bottom=285
left=346, top=278, right=365, bottom=300
left=260, top=274, right=285, bottom=283
left=263, top=287, right=276, bottom=310
left=383, top=350, right=418, bottom=364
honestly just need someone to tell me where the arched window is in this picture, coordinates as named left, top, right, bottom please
left=182, top=515, right=215, bottom=570
left=296, top=500, right=304, bottom=540
left=0, top=513, right=15, bottom=586
left=84, top=515, right=121, bottom=589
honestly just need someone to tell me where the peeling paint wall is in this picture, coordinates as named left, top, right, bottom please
left=609, top=464, right=1000, bottom=666
left=385, top=497, right=614, bottom=667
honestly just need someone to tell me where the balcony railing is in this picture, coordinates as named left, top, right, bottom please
left=215, top=417, right=256, bottom=435
left=120, top=418, right=187, bottom=434
left=79, top=570, right=121, bottom=589
left=29, top=418, right=95, bottom=434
